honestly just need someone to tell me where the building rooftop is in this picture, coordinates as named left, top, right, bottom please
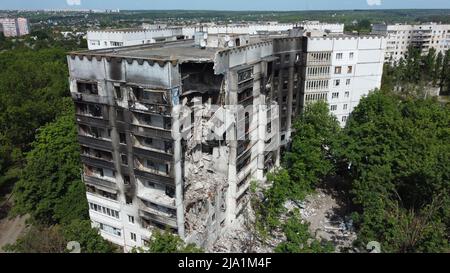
left=70, top=40, right=220, bottom=63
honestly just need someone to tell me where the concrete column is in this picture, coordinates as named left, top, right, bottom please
left=172, top=105, right=185, bottom=239
left=225, top=72, right=237, bottom=226
left=286, top=65, right=295, bottom=142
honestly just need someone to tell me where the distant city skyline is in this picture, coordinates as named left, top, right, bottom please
left=1, top=0, right=450, bottom=11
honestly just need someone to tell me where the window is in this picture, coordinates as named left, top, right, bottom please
left=89, top=202, right=119, bottom=219
left=128, top=215, right=135, bottom=224
left=334, top=66, right=342, bottom=74
left=346, top=79, right=351, bottom=85
left=343, top=104, right=348, bottom=110
left=345, top=91, right=350, bottom=98
left=121, top=154, right=128, bottom=166
left=99, top=223, right=121, bottom=237
left=119, top=133, right=126, bottom=144
left=332, top=92, right=339, bottom=99
left=110, top=41, right=124, bottom=47
left=125, top=195, right=133, bottom=205
left=238, top=68, right=253, bottom=83
left=335, top=79, right=340, bottom=86
left=165, top=186, right=175, bottom=198
left=130, top=232, right=137, bottom=242
left=124, top=175, right=130, bottom=185
left=114, top=86, right=122, bottom=99
left=116, top=109, right=124, bottom=121
left=347, top=66, right=353, bottom=74
left=342, top=116, right=348, bottom=122
left=144, top=137, right=153, bottom=146
left=331, top=105, right=337, bottom=111
left=284, top=54, right=290, bottom=63
left=336, top=53, right=343, bottom=60
left=349, top=52, right=354, bottom=59
left=77, top=82, right=98, bottom=95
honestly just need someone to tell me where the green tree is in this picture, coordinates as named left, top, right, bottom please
left=422, top=48, right=436, bottom=82
left=433, top=52, right=443, bottom=86
left=440, top=50, right=450, bottom=95
left=284, top=101, right=341, bottom=191
left=5, top=220, right=117, bottom=253
left=404, top=46, right=422, bottom=83
left=255, top=101, right=341, bottom=233
left=136, top=229, right=203, bottom=253
left=339, top=90, right=450, bottom=252
left=0, top=47, right=69, bottom=180
left=11, top=101, right=86, bottom=225
left=62, top=220, right=118, bottom=253
left=275, top=210, right=334, bottom=253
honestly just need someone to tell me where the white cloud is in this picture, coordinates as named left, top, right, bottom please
left=367, top=0, right=382, bottom=6
left=66, top=0, right=81, bottom=6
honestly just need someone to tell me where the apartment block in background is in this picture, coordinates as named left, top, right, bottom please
left=301, top=35, right=386, bottom=126
left=0, top=17, right=30, bottom=37
left=86, top=21, right=345, bottom=50
left=372, top=23, right=450, bottom=63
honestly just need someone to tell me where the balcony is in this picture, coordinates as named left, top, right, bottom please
left=78, top=135, right=113, bottom=151
left=131, top=124, right=172, bottom=140
left=137, top=183, right=176, bottom=209
left=134, top=168, right=175, bottom=187
left=129, top=101, right=172, bottom=117
left=71, top=92, right=109, bottom=105
left=82, top=174, right=118, bottom=191
left=132, top=146, right=173, bottom=162
left=80, top=155, right=115, bottom=170
left=139, top=209, right=177, bottom=228
left=76, top=114, right=109, bottom=127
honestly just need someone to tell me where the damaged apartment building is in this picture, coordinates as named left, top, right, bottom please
left=68, top=30, right=385, bottom=251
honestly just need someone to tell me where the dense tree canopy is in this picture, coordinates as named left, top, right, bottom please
left=0, top=47, right=69, bottom=180
left=12, top=100, right=86, bottom=224
left=5, top=220, right=117, bottom=253
left=339, top=90, right=450, bottom=252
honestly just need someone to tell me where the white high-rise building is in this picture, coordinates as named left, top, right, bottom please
left=372, top=23, right=450, bottom=63
left=0, top=17, right=30, bottom=37
left=87, top=22, right=345, bottom=50
left=302, top=35, right=386, bottom=126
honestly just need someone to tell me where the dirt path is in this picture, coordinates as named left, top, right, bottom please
left=0, top=192, right=30, bottom=252
left=0, top=214, right=29, bottom=252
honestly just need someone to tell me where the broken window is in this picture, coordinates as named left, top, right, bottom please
left=77, top=81, right=98, bottom=95
left=125, top=195, right=133, bottom=205
left=124, top=175, right=130, bottom=185
left=165, top=186, right=175, bottom=198
left=238, top=87, right=253, bottom=103
left=116, top=109, right=124, bottom=121
left=114, top=86, right=122, bottom=99
left=121, top=154, right=128, bottom=166
left=119, top=133, right=126, bottom=144
left=238, top=68, right=253, bottom=83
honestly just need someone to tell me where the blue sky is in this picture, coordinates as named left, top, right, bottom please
left=1, top=0, right=450, bottom=11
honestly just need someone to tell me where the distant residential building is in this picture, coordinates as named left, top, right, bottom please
left=302, top=35, right=386, bottom=126
left=87, top=22, right=345, bottom=50
left=372, top=23, right=450, bottom=63
left=0, top=17, right=30, bottom=37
